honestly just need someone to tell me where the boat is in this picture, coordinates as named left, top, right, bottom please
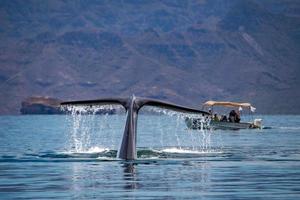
left=185, top=100, right=262, bottom=130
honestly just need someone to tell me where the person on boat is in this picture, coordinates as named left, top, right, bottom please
left=213, top=113, right=219, bottom=121
left=229, top=110, right=241, bottom=123
left=235, top=111, right=241, bottom=123
left=220, top=115, right=227, bottom=122
left=208, top=109, right=212, bottom=116
left=229, top=110, right=237, bottom=122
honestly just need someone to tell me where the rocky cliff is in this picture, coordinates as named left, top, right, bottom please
left=20, top=97, right=62, bottom=114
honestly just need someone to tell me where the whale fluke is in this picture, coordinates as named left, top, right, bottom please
left=61, top=98, right=129, bottom=108
left=61, top=95, right=209, bottom=160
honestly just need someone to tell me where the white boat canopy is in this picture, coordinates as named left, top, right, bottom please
left=203, top=101, right=256, bottom=112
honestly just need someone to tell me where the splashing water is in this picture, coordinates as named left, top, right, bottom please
left=61, top=104, right=221, bottom=158
left=62, top=105, right=125, bottom=153
left=138, top=106, right=219, bottom=154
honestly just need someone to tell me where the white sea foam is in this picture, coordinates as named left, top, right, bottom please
left=161, top=148, right=222, bottom=154
left=64, top=146, right=110, bottom=154
left=84, top=146, right=110, bottom=153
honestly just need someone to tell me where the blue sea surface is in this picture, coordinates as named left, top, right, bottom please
left=0, top=113, right=300, bottom=199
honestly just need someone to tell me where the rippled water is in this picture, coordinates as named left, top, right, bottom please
left=1, top=114, right=300, bottom=199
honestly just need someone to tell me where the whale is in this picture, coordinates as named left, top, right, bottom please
left=61, top=95, right=209, bottom=160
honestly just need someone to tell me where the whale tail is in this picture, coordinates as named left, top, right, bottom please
left=61, top=96, right=209, bottom=160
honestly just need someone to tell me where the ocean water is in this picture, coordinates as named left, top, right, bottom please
left=0, top=112, right=300, bottom=199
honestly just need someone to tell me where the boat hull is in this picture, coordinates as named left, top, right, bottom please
left=185, top=117, right=257, bottom=130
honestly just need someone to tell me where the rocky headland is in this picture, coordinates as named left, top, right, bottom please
left=20, top=97, right=63, bottom=114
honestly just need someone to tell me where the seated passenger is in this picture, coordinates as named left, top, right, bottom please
left=220, top=115, right=227, bottom=122
left=213, top=113, right=219, bottom=121
left=229, top=110, right=237, bottom=122
left=235, top=111, right=241, bottom=123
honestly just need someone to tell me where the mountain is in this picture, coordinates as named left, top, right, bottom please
left=0, top=0, right=299, bottom=114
